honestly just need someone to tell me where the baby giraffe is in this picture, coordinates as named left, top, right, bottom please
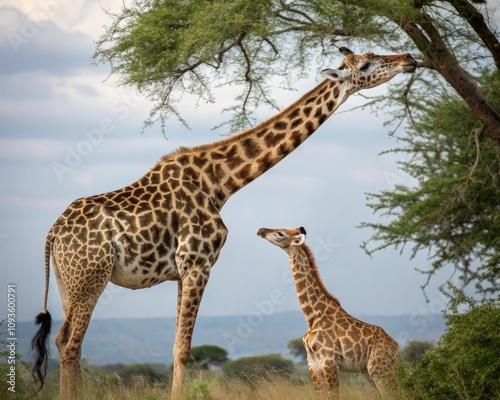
left=257, top=227, right=400, bottom=398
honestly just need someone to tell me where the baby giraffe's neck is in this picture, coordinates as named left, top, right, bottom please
left=288, top=244, right=341, bottom=328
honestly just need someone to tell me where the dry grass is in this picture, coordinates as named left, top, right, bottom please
left=27, top=364, right=410, bottom=400
left=39, top=372, right=407, bottom=400
left=206, top=377, right=391, bottom=400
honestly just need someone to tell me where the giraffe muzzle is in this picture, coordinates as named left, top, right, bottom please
left=257, top=228, right=268, bottom=237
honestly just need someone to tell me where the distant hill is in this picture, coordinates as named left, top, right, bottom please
left=15, top=311, right=444, bottom=366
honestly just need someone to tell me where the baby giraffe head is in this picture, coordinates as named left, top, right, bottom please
left=257, top=227, right=307, bottom=253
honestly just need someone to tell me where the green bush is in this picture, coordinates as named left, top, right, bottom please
left=396, top=286, right=500, bottom=399
left=400, top=340, right=434, bottom=363
left=222, top=354, right=295, bottom=385
left=118, top=363, right=168, bottom=386
left=188, top=344, right=228, bottom=370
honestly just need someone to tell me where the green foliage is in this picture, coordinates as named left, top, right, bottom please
left=222, top=353, right=295, bottom=384
left=118, top=363, right=168, bottom=386
left=188, top=344, right=229, bottom=369
left=95, top=0, right=279, bottom=130
left=396, top=285, right=500, bottom=399
left=287, top=337, right=307, bottom=363
left=93, top=0, right=441, bottom=132
left=82, top=360, right=122, bottom=387
left=94, top=0, right=498, bottom=133
left=185, top=379, right=213, bottom=400
left=362, top=69, right=500, bottom=296
left=400, top=340, right=434, bottom=363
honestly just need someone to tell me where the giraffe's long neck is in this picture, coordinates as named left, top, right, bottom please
left=289, top=244, right=341, bottom=328
left=180, top=78, right=349, bottom=208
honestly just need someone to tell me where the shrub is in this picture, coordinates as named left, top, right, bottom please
left=118, top=363, right=168, bottom=386
left=222, top=354, right=295, bottom=385
left=400, top=340, right=434, bottom=363
left=187, top=344, right=228, bottom=370
left=396, top=286, right=500, bottom=399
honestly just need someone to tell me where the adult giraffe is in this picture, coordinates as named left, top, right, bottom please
left=32, top=47, right=417, bottom=399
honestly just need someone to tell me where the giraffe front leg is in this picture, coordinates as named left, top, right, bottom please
left=171, top=264, right=210, bottom=399
left=308, top=362, right=326, bottom=398
left=304, top=336, right=328, bottom=398
left=322, top=358, right=339, bottom=400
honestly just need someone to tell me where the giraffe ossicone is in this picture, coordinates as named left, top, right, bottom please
left=31, top=47, right=416, bottom=399
left=257, top=226, right=400, bottom=398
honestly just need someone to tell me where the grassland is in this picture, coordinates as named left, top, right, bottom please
left=13, top=364, right=409, bottom=400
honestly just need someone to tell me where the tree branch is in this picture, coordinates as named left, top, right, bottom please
left=400, top=15, right=500, bottom=142
left=238, top=41, right=255, bottom=127
left=176, top=32, right=247, bottom=75
left=446, top=0, right=500, bottom=69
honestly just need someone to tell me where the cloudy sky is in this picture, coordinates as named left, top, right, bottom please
left=3, top=0, right=487, bottom=330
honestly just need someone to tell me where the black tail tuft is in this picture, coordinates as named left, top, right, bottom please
left=31, top=311, right=52, bottom=391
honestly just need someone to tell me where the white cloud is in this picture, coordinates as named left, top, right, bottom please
left=0, top=138, right=63, bottom=161
left=0, top=7, right=95, bottom=74
left=0, top=1, right=116, bottom=39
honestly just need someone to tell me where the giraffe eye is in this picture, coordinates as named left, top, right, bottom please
left=360, top=63, right=370, bottom=71
left=277, top=232, right=284, bottom=237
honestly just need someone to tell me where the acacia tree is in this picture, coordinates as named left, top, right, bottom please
left=187, top=344, right=229, bottom=369
left=94, top=0, right=499, bottom=136
left=287, top=338, right=307, bottom=363
left=361, top=69, right=500, bottom=296
left=94, top=0, right=500, bottom=294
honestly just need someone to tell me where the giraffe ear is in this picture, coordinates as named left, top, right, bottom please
left=292, top=234, right=306, bottom=246
left=339, top=47, right=354, bottom=56
left=321, top=68, right=351, bottom=81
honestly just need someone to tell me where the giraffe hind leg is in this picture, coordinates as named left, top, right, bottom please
left=56, top=297, right=111, bottom=399
left=55, top=310, right=82, bottom=399
left=366, top=342, right=399, bottom=398
left=52, top=256, right=112, bottom=399
left=304, top=342, right=336, bottom=399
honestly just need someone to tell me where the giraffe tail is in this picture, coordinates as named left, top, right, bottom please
left=31, top=232, right=53, bottom=392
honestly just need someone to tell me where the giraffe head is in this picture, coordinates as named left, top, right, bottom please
left=321, top=47, right=417, bottom=96
left=257, top=226, right=307, bottom=253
